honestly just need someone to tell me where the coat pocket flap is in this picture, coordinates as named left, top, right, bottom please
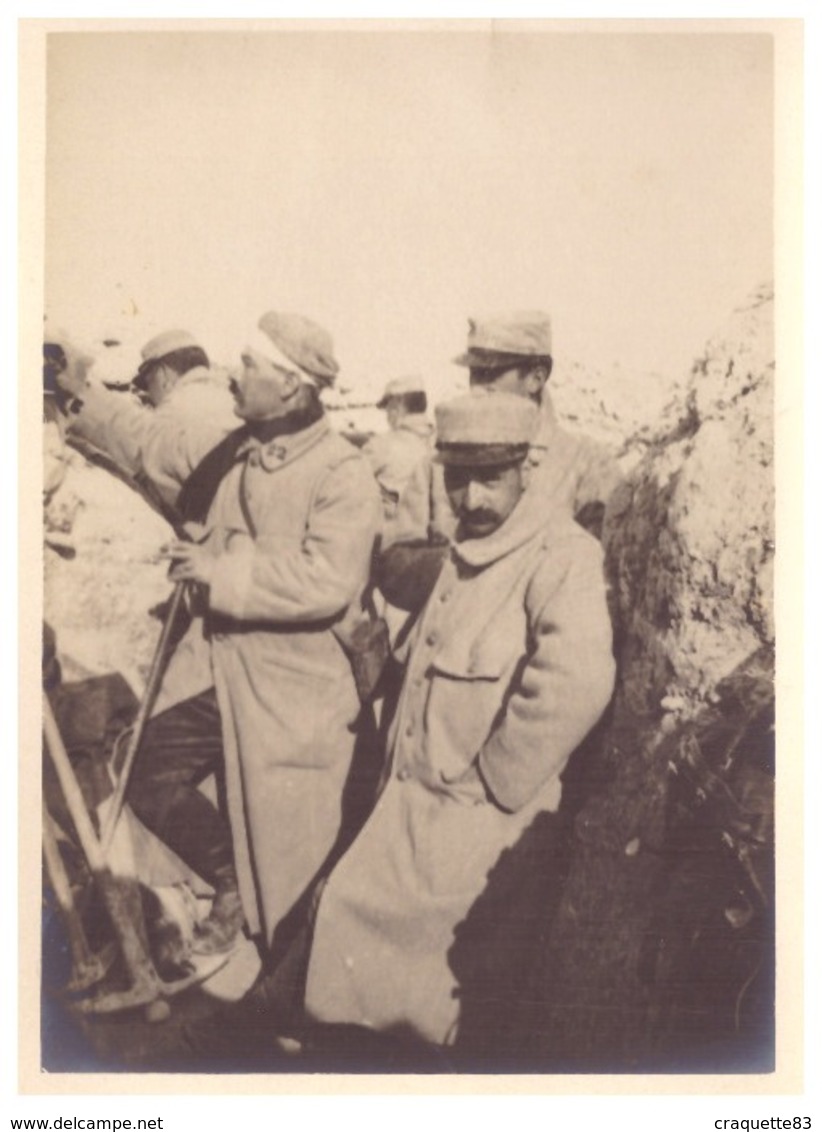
left=430, top=639, right=511, bottom=681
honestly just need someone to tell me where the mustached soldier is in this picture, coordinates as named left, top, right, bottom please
left=304, top=390, right=615, bottom=1046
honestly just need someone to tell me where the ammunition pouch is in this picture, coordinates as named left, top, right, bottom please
left=333, top=615, right=391, bottom=704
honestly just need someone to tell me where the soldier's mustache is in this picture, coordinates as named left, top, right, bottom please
left=460, top=508, right=499, bottom=525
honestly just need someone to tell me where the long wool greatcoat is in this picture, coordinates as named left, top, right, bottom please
left=151, top=416, right=381, bottom=946
left=304, top=483, right=616, bottom=1045
left=362, top=415, right=434, bottom=546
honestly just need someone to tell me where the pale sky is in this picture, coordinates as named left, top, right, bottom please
left=43, top=26, right=774, bottom=398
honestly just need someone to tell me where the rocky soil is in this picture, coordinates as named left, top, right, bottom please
left=44, top=454, right=174, bottom=695
left=520, top=282, right=776, bottom=1071
left=606, top=280, right=774, bottom=711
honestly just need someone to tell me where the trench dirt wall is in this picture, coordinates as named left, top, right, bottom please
left=525, top=283, right=775, bottom=1071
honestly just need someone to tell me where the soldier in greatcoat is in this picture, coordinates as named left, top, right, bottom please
left=413, top=311, right=623, bottom=544
left=453, top=310, right=624, bottom=538
left=303, top=390, right=616, bottom=1047
left=49, top=325, right=243, bottom=954
left=362, top=376, right=433, bottom=547
left=55, top=328, right=238, bottom=511
left=127, top=312, right=381, bottom=957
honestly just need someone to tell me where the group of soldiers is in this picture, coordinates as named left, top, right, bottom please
left=43, top=307, right=622, bottom=1057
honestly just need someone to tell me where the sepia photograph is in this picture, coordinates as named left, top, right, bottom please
left=16, top=14, right=806, bottom=1098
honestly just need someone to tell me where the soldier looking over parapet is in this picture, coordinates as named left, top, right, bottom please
left=53, top=327, right=238, bottom=512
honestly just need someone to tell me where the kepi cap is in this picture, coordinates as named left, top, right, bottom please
left=258, top=311, right=339, bottom=388
left=376, top=375, right=426, bottom=408
left=453, top=310, right=552, bottom=369
left=133, top=329, right=202, bottom=390
left=435, top=390, right=539, bottom=467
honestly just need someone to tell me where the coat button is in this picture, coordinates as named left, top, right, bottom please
left=439, top=590, right=450, bottom=602
left=425, top=632, right=438, bottom=647
left=405, top=723, right=414, bottom=737
left=397, top=768, right=410, bottom=781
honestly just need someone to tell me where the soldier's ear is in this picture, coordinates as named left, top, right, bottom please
left=161, top=366, right=178, bottom=394
left=523, top=361, right=551, bottom=397
left=282, top=368, right=304, bottom=401
left=532, top=359, right=553, bottom=385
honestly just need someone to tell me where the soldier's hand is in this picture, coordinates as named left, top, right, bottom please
left=161, top=540, right=216, bottom=587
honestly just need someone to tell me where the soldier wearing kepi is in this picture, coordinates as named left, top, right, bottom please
left=362, top=376, right=433, bottom=546
left=55, top=328, right=237, bottom=511
left=304, top=390, right=616, bottom=1048
left=429, top=310, right=623, bottom=541
left=128, top=312, right=381, bottom=958
left=42, top=327, right=91, bottom=541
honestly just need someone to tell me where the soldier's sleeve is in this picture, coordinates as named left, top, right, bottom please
left=382, top=456, right=434, bottom=546
left=68, top=383, right=232, bottom=509
left=478, top=531, right=616, bottom=812
left=208, top=454, right=381, bottom=623
left=66, top=383, right=155, bottom=479
left=140, top=411, right=231, bottom=509
left=363, top=433, right=426, bottom=546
